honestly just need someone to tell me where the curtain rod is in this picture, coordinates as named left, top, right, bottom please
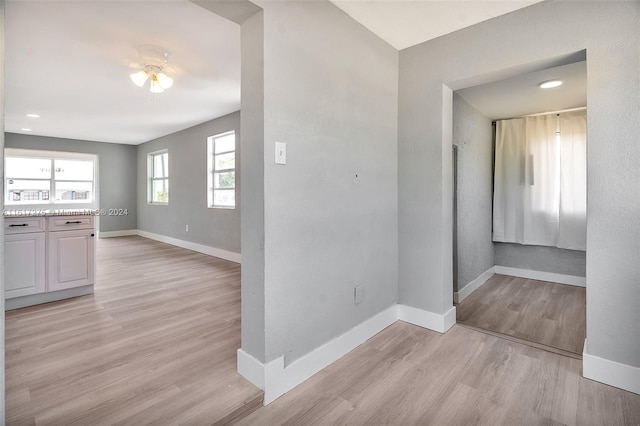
left=491, top=106, right=586, bottom=125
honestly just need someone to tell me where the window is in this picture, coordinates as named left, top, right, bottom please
left=492, top=110, right=586, bottom=250
left=148, top=150, right=169, bottom=204
left=208, top=131, right=235, bottom=208
left=5, top=149, right=96, bottom=207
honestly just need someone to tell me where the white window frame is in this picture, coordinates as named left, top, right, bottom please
left=207, top=131, right=236, bottom=209
left=148, top=149, right=169, bottom=205
left=4, top=148, right=98, bottom=210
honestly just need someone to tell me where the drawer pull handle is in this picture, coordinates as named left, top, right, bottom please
left=65, top=221, right=82, bottom=224
left=9, top=223, right=29, bottom=227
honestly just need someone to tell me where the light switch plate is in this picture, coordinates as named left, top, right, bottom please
left=354, top=285, right=363, bottom=304
left=275, top=141, right=286, bottom=165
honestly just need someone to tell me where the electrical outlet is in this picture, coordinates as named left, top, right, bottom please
left=354, top=285, right=363, bottom=304
left=185, top=224, right=189, bottom=232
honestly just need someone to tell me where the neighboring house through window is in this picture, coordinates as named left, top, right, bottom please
left=5, top=148, right=97, bottom=207
left=207, top=131, right=235, bottom=209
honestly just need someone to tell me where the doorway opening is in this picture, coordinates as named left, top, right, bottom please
left=451, top=54, right=587, bottom=357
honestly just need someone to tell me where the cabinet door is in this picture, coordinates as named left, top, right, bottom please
left=48, top=229, right=95, bottom=291
left=5, top=233, right=46, bottom=299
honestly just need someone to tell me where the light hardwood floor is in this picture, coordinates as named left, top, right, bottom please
left=240, top=321, right=640, bottom=425
left=5, top=236, right=262, bottom=425
left=456, top=274, right=586, bottom=355
left=8, top=239, right=635, bottom=425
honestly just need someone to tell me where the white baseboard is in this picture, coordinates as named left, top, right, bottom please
left=442, top=305, right=457, bottom=332
left=137, top=230, right=241, bottom=264
left=454, top=267, right=495, bottom=303
left=239, top=306, right=398, bottom=405
left=494, top=265, right=585, bottom=287
left=398, top=304, right=456, bottom=333
left=262, top=305, right=397, bottom=404
left=583, top=339, right=640, bottom=395
left=237, top=349, right=266, bottom=390
left=99, top=229, right=138, bottom=238
left=239, top=303, right=457, bottom=405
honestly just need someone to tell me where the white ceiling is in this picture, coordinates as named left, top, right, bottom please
left=329, top=0, right=543, bottom=50
left=457, top=61, right=587, bottom=120
left=5, top=0, right=240, bottom=145
left=5, top=0, right=549, bottom=145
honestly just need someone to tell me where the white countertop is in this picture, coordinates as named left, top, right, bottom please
left=3, top=209, right=97, bottom=218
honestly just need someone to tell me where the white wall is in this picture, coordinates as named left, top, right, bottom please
left=399, top=0, right=639, bottom=375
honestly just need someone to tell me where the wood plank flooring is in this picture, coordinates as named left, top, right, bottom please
left=5, top=236, right=262, bottom=425
left=456, top=274, right=586, bottom=355
left=7, top=239, right=634, bottom=425
left=240, top=321, right=640, bottom=425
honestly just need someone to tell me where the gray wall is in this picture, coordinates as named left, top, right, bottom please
left=399, top=1, right=639, bottom=368
left=5, top=133, right=137, bottom=233
left=240, top=11, right=266, bottom=361
left=136, top=111, right=241, bottom=254
left=256, top=1, right=399, bottom=365
left=0, top=0, right=6, bottom=420
left=495, top=243, right=586, bottom=277
left=453, top=93, right=494, bottom=292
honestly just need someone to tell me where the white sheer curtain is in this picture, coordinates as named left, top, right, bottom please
left=492, top=110, right=586, bottom=250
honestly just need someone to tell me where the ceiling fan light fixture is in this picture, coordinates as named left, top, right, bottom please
left=130, top=70, right=149, bottom=87
left=156, top=72, right=173, bottom=89
left=149, top=75, right=165, bottom=93
left=130, top=45, right=173, bottom=93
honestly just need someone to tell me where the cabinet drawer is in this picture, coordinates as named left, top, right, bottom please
left=49, top=215, right=95, bottom=231
left=5, top=217, right=46, bottom=234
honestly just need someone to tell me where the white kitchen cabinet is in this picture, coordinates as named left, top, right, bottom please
left=4, top=213, right=96, bottom=309
left=5, top=232, right=46, bottom=298
left=48, top=221, right=95, bottom=292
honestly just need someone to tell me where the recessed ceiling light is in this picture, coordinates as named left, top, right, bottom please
left=25, top=113, right=40, bottom=118
left=21, top=128, right=32, bottom=132
left=539, top=80, right=563, bottom=89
